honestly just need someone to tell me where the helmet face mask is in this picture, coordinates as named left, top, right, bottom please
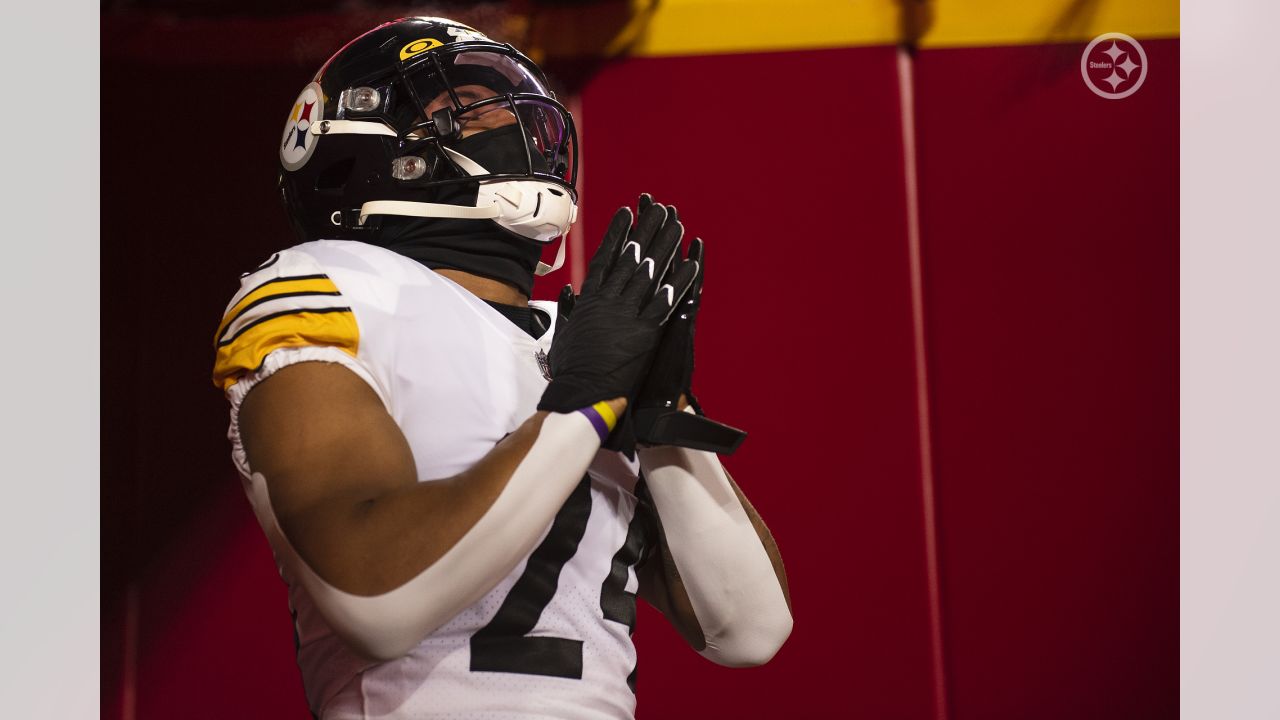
left=279, top=17, right=578, bottom=267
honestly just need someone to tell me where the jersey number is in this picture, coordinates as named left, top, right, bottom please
left=469, top=477, right=646, bottom=683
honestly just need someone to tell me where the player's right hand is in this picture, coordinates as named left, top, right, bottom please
left=538, top=199, right=698, bottom=416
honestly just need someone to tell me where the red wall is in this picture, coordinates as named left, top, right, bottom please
left=914, top=40, right=1179, bottom=719
left=574, top=40, right=1177, bottom=718
left=102, top=34, right=1177, bottom=720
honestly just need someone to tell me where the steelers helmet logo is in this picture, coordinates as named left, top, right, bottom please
left=280, top=82, right=324, bottom=171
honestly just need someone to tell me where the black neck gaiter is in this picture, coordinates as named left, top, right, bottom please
left=378, top=214, right=542, bottom=297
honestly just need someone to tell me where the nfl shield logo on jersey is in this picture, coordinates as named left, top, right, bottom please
left=536, top=349, right=552, bottom=381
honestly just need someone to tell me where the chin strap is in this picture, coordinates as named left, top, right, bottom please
left=536, top=236, right=566, bottom=276
left=311, top=120, right=398, bottom=138
left=359, top=200, right=501, bottom=222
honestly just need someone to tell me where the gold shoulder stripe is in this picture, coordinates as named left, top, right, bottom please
left=215, top=274, right=340, bottom=343
left=211, top=307, right=359, bottom=391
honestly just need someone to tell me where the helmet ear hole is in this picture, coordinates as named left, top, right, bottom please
left=315, top=157, right=356, bottom=192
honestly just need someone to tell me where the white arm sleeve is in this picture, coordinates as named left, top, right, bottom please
left=638, top=443, right=793, bottom=667
left=242, top=410, right=603, bottom=662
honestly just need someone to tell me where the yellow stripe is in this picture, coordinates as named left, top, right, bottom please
left=212, top=309, right=359, bottom=391
left=592, top=400, right=619, bottom=431
left=920, top=0, right=1179, bottom=49
left=628, top=0, right=899, bottom=56
left=534, top=0, right=1177, bottom=58
left=215, top=276, right=341, bottom=343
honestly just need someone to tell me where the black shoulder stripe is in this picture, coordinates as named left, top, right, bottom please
left=217, top=290, right=345, bottom=344
left=218, top=306, right=353, bottom=347
left=237, top=273, right=332, bottom=302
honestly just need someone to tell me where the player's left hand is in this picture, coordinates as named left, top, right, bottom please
left=632, top=197, right=747, bottom=454
left=633, top=222, right=702, bottom=417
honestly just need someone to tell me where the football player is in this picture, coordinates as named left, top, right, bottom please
left=212, top=16, right=791, bottom=719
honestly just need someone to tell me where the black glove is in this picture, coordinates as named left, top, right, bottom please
left=632, top=198, right=747, bottom=454
left=538, top=200, right=698, bottom=417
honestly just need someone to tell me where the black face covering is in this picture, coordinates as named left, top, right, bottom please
left=375, top=125, right=549, bottom=297
left=456, top=123, right=550, bottom=175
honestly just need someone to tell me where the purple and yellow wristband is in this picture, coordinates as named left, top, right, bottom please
left=577, top=401, right=619, bottom=443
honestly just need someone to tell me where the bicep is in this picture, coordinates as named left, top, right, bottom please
left=237, top=361, right=419, bottom=573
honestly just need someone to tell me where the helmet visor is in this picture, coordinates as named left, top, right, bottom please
left=400, top=50, right=577, bottom=188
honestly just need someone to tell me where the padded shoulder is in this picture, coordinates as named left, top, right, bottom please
left=212, top=248, right=359, bottom=391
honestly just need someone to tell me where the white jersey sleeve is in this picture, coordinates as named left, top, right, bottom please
left=212, top=247, right=386, bottom=478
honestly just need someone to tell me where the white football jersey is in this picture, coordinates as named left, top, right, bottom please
left=213, top=240, right=652, bottom=720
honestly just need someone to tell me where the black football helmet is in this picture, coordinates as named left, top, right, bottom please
left=278, top=17, right=578, bottom=274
